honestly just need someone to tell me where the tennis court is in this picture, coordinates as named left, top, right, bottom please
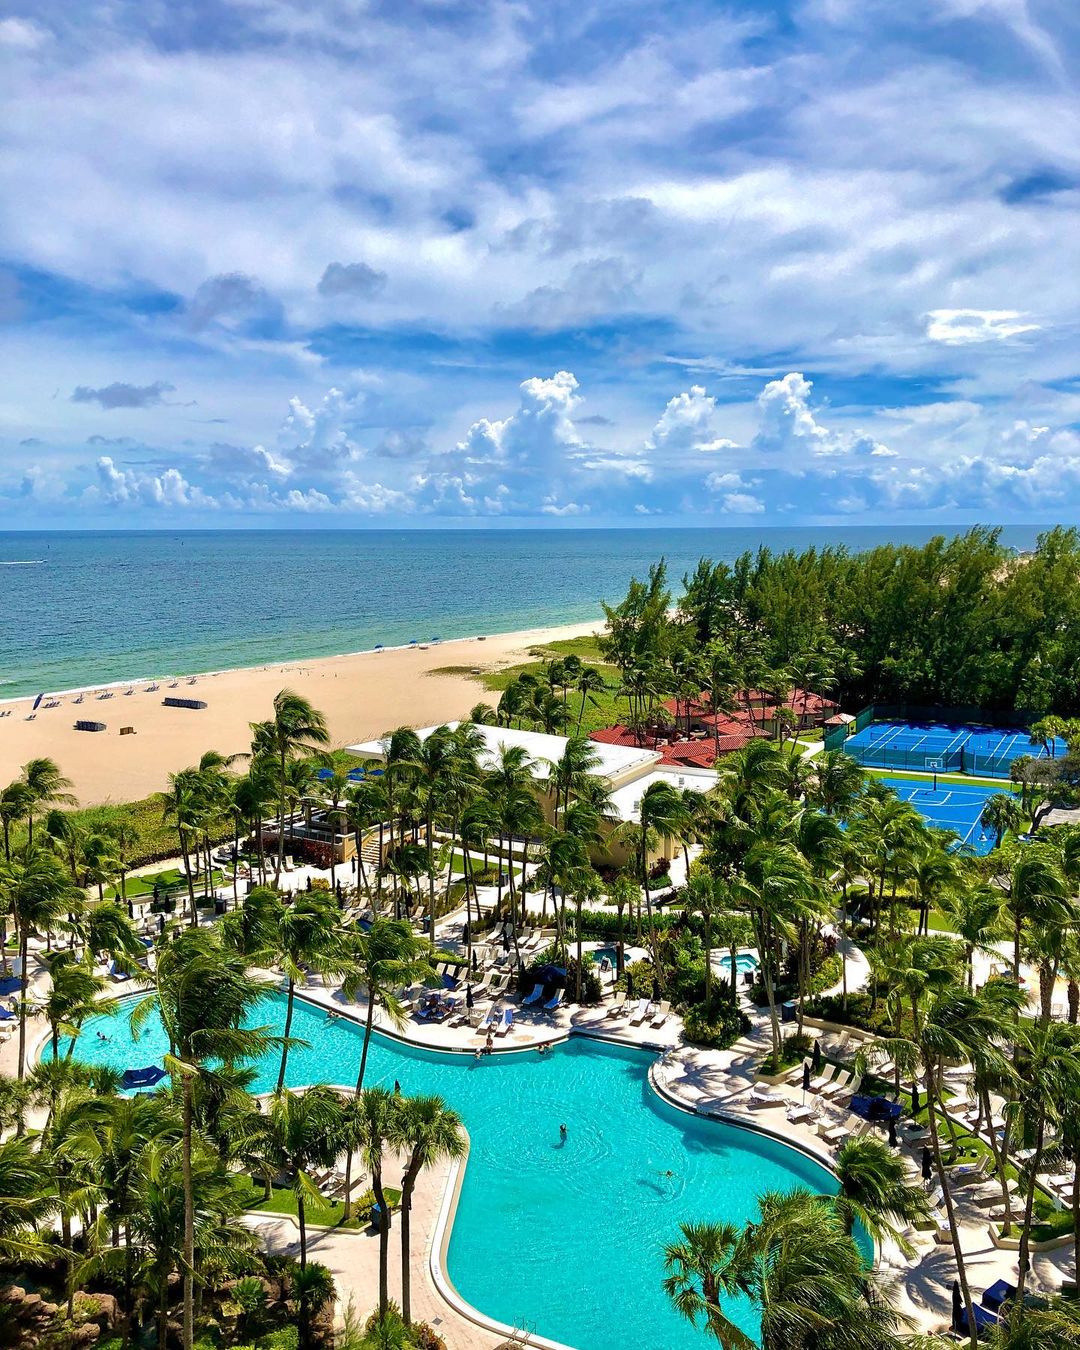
left=877, top=776, right=1004, bottom=856
left=843, top=719, right=1065, bottom=778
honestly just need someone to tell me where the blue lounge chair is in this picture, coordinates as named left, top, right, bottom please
left=982, top=1280, right=1017, bottom=1313
left=521, top=983, right=545, bottom=1006
left=477, top=1005, right=499, bottom=1033
left=496, top=1009, right=514, bottom=1037
left=957, top=1303, right=1000, bottom=1336
left=109, top=961, right=133, bottom=983
left=543, top=990, right=564, bottom=1013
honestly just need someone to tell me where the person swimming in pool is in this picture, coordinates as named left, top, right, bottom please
left=559, top=1123, right=567, bottom=1140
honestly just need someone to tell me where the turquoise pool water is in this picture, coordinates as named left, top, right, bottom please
left=720, top=952, right=760, bottom=977
left=70, top=993, right=850, bottom=1350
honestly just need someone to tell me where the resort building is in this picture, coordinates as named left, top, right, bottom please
left=347, top=722, right=716, bottom=868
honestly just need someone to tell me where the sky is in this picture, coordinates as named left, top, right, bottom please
left=0, top=0, right=1078, bottom=528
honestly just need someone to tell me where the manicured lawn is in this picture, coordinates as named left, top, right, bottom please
left=105, top=866, right=226, bottom=901
left=234, top=1175, right=401, bottom=1230
left=864, top=767, right=1020, bottom=792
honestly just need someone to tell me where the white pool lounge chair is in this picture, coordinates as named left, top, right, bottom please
left=650, top=999, right=671, bottom=1028
left=496, top=1009, right=514, bottom=1038
left=477, top=1005, right=499, bottom=1033
left=628, top=998, right=651, bottom=1026
left=819, top=1069, right=851, bottom=1099
left=748, top=1086, right=786, bottom=1110
left=606, top=991, right=626, bottom=1018
left=808, top=1064, right=838, bottom=1093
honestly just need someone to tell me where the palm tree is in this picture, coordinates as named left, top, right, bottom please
left=357, top=1086, right=398, bottom=1321
left=342, top=918, right=434, bottom=1093
left=393, top=1094, right=466, bottom=1324
left=0, top=1135, right=56, bottom=1265
left=0, top=847, right=80, bottom=1078
left=0, top=780, right=32, bottom=862
left=274, top=892, right=343, bottom=1090
left=21, top=756, right=76, bottom=846
left=159, top=767, right=204, bottom=923
left=627, top=780, right=687, bottom=958
left=41, top=1083, right=109, bottom=1316
left=252, top=1086, right=342, bottom=1268
left=829, top=1134, right=931, bottom=1254
left=663, top=1189, right=907, bottom=1350
left=574, top=665, right=607, bottom=730
left=260, top=689, right=330, bottom=879
left=43, top=954, right=116, bottom=1062
left=981, top=792, right=1023, bottom=849
left=810, top=749, right=866, bottom=817
left=135, top=928, right=279, bottom=1350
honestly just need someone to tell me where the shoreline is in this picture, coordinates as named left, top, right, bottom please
left=0, top=618, right=602, bottom=805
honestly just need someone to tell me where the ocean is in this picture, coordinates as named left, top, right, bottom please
left=0, top=526, right=1051, bottom=699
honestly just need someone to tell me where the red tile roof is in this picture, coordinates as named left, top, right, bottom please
left=589, top=724, right=757, bottom=768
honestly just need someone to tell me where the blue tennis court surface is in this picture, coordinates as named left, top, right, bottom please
left=844, top=720, right=1065, bottom=778
left=877, top=776, right=1004, bottom=855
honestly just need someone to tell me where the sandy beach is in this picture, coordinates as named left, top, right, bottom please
left=0, top=620, right=600, bottom=805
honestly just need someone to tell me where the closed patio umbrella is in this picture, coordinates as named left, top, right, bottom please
left=466, top=984, right=474, bottom=1009
left=811, top=1040, right=822, bottom=1072
left=951, top=1281, right=963, bottom=1334
left=888, top=1117, right=898, bottom=1148
left=922, top=1145, right=933, bottom=1182
left=802, top=1060, right=811, bottom=1100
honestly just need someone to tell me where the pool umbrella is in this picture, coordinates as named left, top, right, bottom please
left=652, top=978, right=661, bottom=1001
left=951, top=1281, right=962, bottom=1333
left=888, top=1117, right=898, bottom=1148
left=466, top=984, right=474, bottom=1009
left=811, top=1040, right=822, bottom=1072
left=922, top=1146, right=933, bottom=1182
left=801, top=1060, right=811, bottom=1100
left=471, top=951, right=478, bottom=973
left=911, top=1083, right=920, bottom=1113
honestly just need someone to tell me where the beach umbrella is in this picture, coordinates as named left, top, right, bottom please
left=466, top=984, right=474, bottom=1009
left=811, top=1040, right=822, bottom=1072
left=374, top=643, right=384, bottom=651
left=888, top=1117, right=898, bottom=1149
left=922, top=1145, right=933, bottom=1182
left=951, top=1281, right=963, bottom=1333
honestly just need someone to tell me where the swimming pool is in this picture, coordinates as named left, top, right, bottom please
left=719, top=952, right=759, bottom=977
left=70, top=993, right=854, bottom=1350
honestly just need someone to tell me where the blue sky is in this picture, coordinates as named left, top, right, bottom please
left=0, top=0, right=1078, bottom=527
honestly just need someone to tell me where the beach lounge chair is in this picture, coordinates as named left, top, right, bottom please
left=808, top=1063, right=838, bottom=1093
left=971, top=1178, right=1020, bottom=1209
left=651, top=999, right=671, bottom=1028
left=834, top=1073, right=862, bottom=1103
left=542, top=989, right=564, bottom=1013
left=819, top=1069, right=851, bottom=1099
left=521, top=983, right=545, bottom=1006
left=748, top=1086, right=786, bottom=1110
left=109, top=961, right=133, bottom=984
left=628, top=998, right=651, bottom=1026
left=816, top=1116, right=850, bottom=1146
left=477, top=1005, right=499, bottom=1033
left=606, top=991, right=627, bottom=1018
left=496, top=1009, right=514, bottom=1038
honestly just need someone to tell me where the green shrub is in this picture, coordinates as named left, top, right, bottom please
left=683, top=998, right=749, bottom=1050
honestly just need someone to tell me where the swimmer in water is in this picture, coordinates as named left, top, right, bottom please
left=559, top=1124, right=567, bottom=1140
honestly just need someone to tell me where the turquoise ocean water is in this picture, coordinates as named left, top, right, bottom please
left=0, top=526, right=1047, bottom=699
left=73, top=992, right=864, bottom=1350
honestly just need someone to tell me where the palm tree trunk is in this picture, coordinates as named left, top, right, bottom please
left=400, top=1167, right=419, bottom=1324
left=181, top=1073, right=196, bottom=1350
left=277, top=980, right=295, bottom=1092
left=1015, top=1112, right=1045, bottom=1308
left=372, top=1166, right=390, bottom=1319
left=277, top=746, right=287, bottom=879
left=297, top=1189, right=307, bottom=1269
left=355, top=994, right=376, bottom=1094
left=925, top=1062, right=977, bottom=1349
left=17, top=929, right=31, bottom=1088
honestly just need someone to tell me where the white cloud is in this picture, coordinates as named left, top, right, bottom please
left=753, top=372, right=893, bottom=460
left=456, top=371, right=584, bottom=467
left=0, top=18, right=48, bottom=49
left=925, top=309, right=1040, bottom=345
left=646, top=386, right=740, bottom=456
left=87, top=456, right=212, bottom=509
left=719, top=492, right=765, bottom=514
left=540, top=498, right=590, bottom=516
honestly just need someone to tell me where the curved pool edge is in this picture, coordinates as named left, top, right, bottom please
left=63, top=988, right=867, bottom=1350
